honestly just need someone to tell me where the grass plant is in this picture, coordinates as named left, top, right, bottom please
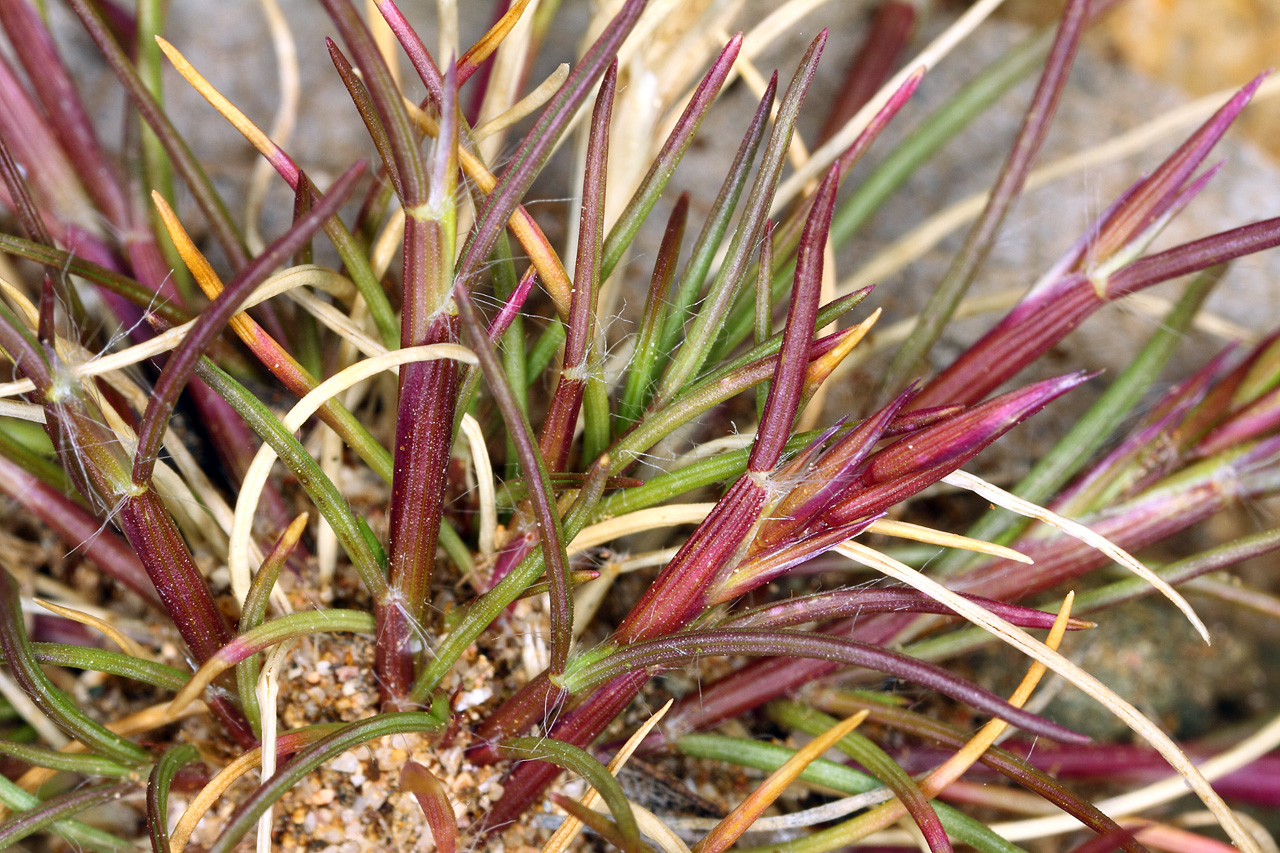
left=0, top=0, right=1277, bottom=850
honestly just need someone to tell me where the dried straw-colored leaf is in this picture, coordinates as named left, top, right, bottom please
left=866, top=519, right=1031, bottom=564
left=543, top=700, right=674, bottom=853
left=825, top=595, right=1075, bottom=845
left=245, top=0, right=299, bottom=253
left=0, top=670, right=68, bottom=748
left=0, top=400, right=42, bottom=421
left=33, top=598, right=147, bottom=660
left=693, top=710, right=869, bottom=853
left=255, top=642, right=293, bottom=853
left=832, top=540, right=1258, bottom=853
left=567, top=504, right=716, bottom=556
left=773, top=0, right=1010, bottom=210
left=457, top=0, right=533, bottom=81
left=171, top=746, right=263, bottom=853
left=942, top=470, right=1208, bottom=642
left=152, top=192, right=253, bottom=339
left=156, top=36, right=279, bottom=161
left=0, top=265, right=360, bottom=403
left=12, top=698, right=208, bottom=799
left=473, top=63, right=570, bottom=140
left=460, top=414, right=498, bottom=556
left=990, top=710, right=1280, bottom=843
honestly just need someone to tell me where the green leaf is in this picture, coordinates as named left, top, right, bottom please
left=0, top=741, right=131, bottom=777
left=500, top=737, right=641, bottom=853
left=32, top=643, right=189, bottom=691
left=147, top=744, right=201, bottom=853
left=0, top=570, right=149, bottom=765
left=0, top=782, right=133, bottom=851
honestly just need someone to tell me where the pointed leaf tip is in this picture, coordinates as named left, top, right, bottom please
left=750, top=165, right=841, bottom=472
left=868, top=371, right=1092, bottom=484
left=401, top=762, right=458, bottom=853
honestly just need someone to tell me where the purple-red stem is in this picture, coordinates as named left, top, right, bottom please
left=0, top=55, right=88, bottom=240
left=374, top=0, right=445, bottom=108
left=916, top=214, right=1280, bottom=410
left=131, top=161, right=365, bottom=486
left=0, top=0, right=129, bottom=225
left=117, top=491, right=255, bottom=746
left=750, top=165, right=839, bottom=471
left=722, top=588, right=1093, bottom=631
left=539, top=62, right=615, bottom=472
left=453, top=279, right=574, bottom=684
left=476, top=154, right=845, bottom=816
left=880, top=0, right=1089, bottom=397
left=558, top=630, right=1086, bottom=743
left=453, top=0, right=648, bottom=290
left=1092, top=74, right=1265, bottom=264
left=480, top=672, right=646, bottom=834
